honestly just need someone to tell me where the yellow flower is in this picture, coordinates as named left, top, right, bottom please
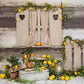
left=18, top=9, right=21, bottom=12
left=48, top=61, right=51, bottom=65
left=51, top=63, right=55, bottom=67
left=53, top=5, right=56, bottom=7
left=60, top=11, right=62, bottom=14
left=71, top=41, right=74, bottom=44
left=61, top=5, right=64, bottom=8
left=3, top=65, right=7, bottom=69
left=0, top=74, right=5, bottom=79
left=47, top=55, right=51, bottom=59
left=41, top=66, right=45, bottom=70
left=63, top=42, right=66, bottom=45
left=44, top=8, right=47, bottom=11
left=60, top=76, right=65, bottom=80
left=64, top=76, right=69, bottom=81
left=14, top=65, right=18, bottom=69
left=31, top=53, right=34, bottom=57
left=24, top=54, right=27, bottom=59
left=53, top=60, right=57, bottom=63
left=74, top=72, right=77, bottom=75
left=43, top=61, right=47, bottom=64
left=42, top=55, right=47, bottom=58
left=59, top=16, right=63, bottom=20
left=36, top=42, right=41, bottom=46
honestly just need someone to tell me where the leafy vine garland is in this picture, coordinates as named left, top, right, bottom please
left=61, top=36, right=83, bottom=62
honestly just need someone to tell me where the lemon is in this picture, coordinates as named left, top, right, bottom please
left=78, top=72, right=80, bottom=74
left=51, top=63, right=55, bottom=67
left=0, top=74, right=5, bottom=79
left=48, top=61, right=51, bottom=65
left=53, top=60, right=57, bottom=63
left=36, top=42, right=41, bottom=46
left=63, top=42, right=66, bottom=45
left=44, top=8, right=47, bottom=11
left=29, top=7, right=33, bottom=10
left=20, top=8, right=23, bottom=10
left=47, top=55, right=51, bottom=59
left=59, top=16, right=63, bottom=20
left=53, top=5, right=56, bottom=7
left=71, top=41, right=74, bottom=44
left=31, top=53, right=34, bottom=57
left=43, top=61, right=47, bottom=64
left=51, top=75, right=55, bottom=78
left=3, top=65, right=7, bottom=69
left=61, top=5, right=64, bottom=8
left=41, top=66, right=45, bottom=70
left=60, top=11, right=62, bottom=14
left=60, top=76, right=65, bottom=80
left=65, top=76, right=69, bottom=81
left=18, top=9, right=21, bottom=12
left=74, top=72, right=77, bottom=75
left=24, top=55, right=27, bottom=59
left=42, top=55, right=46, bottom=58
left=14, top=65, right=18, bottom=69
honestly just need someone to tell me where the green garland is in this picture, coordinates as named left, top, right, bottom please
left=61, top=36, right=83, bottom=62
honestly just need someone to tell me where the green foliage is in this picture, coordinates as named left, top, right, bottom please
left=7, top=56, right=19, bottom=67
left=75, top=39, right=83, bottom=47
left=14, top=78, right=35, bottom=84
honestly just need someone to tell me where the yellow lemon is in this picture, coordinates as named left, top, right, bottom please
left=18, top=9, right=21, bottom=12
left=31, top=53, right=34, bottom=57
left=59, top=16, right=63, bottom=20
left=43, top=61, right=47, bottom=64
left=41, top=66, right=45, bottom=70
left=44, top=8, right=47, bottom=11
left=78, top=72, right=80, bottom=74
left=51, top=75, right=55, bottom=78
left=47, top=55, right=51, bottom=59
left=74, top=72, right=77, bottom=75
left=53, top=60, right=57, bottom=63
left=60, top=76, right=65, bottom=80
left=29, top=7, right=33, bottom=10
left=48, top=61, right=51, bottom=65
left=51, top=63, right=55, bottom=67
left=53, top=5, right=56, bottom=7
left=63, top=42, right=66, bottom=45
left=16, top=19, right=18, bottom=22
left=42, top=55, right=47, bottom=58
left=60, top=11, right=62, bottom=14
left=3, top=65, right=7, bottom=69
left=64, top=76, right=69, bottom=81
left=14, top=65, right=18, bottom=69
left=24, top=54, right=27, bottom=59
left=71, top=41, right=74, bottom=44
left=20, top=8, right=23, bottom=10
left=61, top=5, right=64, bottom=8
left=36, top=42, right=41, bottom=46
left=0, top=74, right=5, bottom=79
left=49, top=76, right=54, bottom=80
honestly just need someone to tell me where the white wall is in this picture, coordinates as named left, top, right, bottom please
left=0, top=0, right=84, bottom=7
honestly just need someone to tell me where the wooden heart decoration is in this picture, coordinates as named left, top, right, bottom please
left=53, top=15, right=58, bottom=20
left=19, top=15, right=25, bottom=20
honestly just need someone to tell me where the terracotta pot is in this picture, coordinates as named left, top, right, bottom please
left=10, top=72, right=17, bottom=79
left=26, top=62, right=33, bottom=68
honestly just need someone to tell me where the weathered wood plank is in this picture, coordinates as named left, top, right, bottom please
left=16, top=10, right=29, bottom=46
left=74, top=43, right=81, bottom=70
left=82, top=45, right=84, bottom=66
left=65, top=39, right=72, bottom=70
left=49, top=8, right=62, bottom=46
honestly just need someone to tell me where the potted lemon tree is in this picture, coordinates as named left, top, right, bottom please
left=7, top=56, right=19, bottom=79
left=22, top=47, right=35, bottom=69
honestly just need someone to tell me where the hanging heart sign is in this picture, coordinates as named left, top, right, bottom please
left=53, top=15, right=58, bottom=20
